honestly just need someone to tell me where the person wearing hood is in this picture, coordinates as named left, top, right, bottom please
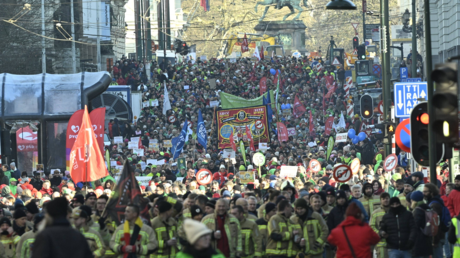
left=327, top=202, right=380, bottom=258
left=291, top=197, right=328, bottom=258
left=379, top=197, right=416, bottom=258
left=359, top=182, right=381, bottom=216
left=327, top=190, right=349, bottom=233
left=1, top=185, right=13, bottom=198
left=447, top=175, right=460, bottom=218
left=177, top=219, right=226, bottom=258
left=409, top=190, right=433, bottom=257
left=423, top=183, right=449, bottom=257
left=411, top=172, right=425, bottom=192
left=369, top=192, right=390, bottom=258
left=281, top=180, right=297, bottom=203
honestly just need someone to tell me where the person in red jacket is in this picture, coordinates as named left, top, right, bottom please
left=39, top=180, right=53, bottom=196
left=447, top=175, right=460, bottom=218
left=327, top=202, right=380, bottom=258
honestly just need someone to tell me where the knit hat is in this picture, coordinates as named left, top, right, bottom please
left=157, top=200, right=172, bottom=213
left=317, top=191, right=327, bottom=204
left=0, top=217, right=11, bottom=227
left=206, top=201, right=216, bottom=209
left=85, top=192, right=97, bottom=200
left=265, top=202, right=276, bottom=214
left=13, top=209, right=27, bottom=220
left=25, top=202, right=39, bottom=214
left=326, top=165, right=333, bottom=170
left=183, top=219, right=212, bottom=244
left=239, top=165, right=246, bottom=171
left=220, top=165, right=225, bottom=169
left=326, top=189, right=336, bottom=196
left=411, top=172, right=424, bottom=180
left=363, top=183, right=373, bottom=191
left=222, top=190, right=231, bottom=198
left=72, top=205, right=91, bottom=219
left=410, top=191, right=424, bottom=202
left=389, top=197, right=401, bottom=206
left=276, top=195, right=287, bottom=205
left=345, top=202, right=362, bottom=219
left=336, top=190, right=347, bottom=200
left=319, top=176, right=330, bottom=185
left=190, top=205, right=203, bottom=218
left=294, top=198, right=308, bottom=210
left=299, top=189, right=309, bottom=198
left=46, top=197, right=69, bottom=218
left=72, top=194, right=85, bottom=205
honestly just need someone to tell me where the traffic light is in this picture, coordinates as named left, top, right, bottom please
left=180, top=42, right=190, bottom=56
left=360, top=94, right=373, bottom=119
left=357, top=44, right=366, bottom=60
left=386, top=122, right=396, bottom=137
left=431, top=62, right=458, bottom=143
left=374, top=123, right=385, bottom=140
left=174, top=39, right=183, bottom=53
left=353, top=37, right=359, bottom=49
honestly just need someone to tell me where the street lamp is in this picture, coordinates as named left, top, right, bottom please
left=402, top=9, right=411, bottom=33
left=325, top=0, right=357, bottom=10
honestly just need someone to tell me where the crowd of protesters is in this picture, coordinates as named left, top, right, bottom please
left=0, top=54, right=458, bottom=258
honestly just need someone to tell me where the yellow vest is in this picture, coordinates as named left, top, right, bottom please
left=452, top=218, right=460, bottom=258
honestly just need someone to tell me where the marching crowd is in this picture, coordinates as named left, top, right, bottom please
left=0, top=54, right=458, bottom=258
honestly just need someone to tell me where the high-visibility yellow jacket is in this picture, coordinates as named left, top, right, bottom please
left=451, top=217, right=460, bottom=258
left=15, top=230, right=35, bottom=258
left=239, top=218, right=262, bottom=258
left=360, top=195, right=381, bottom=215
left=79, top=226, right=106, bottom=258
left=0, top=233, right=20, bottom=258
left=398, top=193, right=409, bottom=209
left=255, top=217, right=269, bottom=257
left=201, top=212, right=242, bottom=258
left=110, top=221, right=158, bottom=258
left=291, top=209, right=328, bottom=256
left=266, top=213, right=300, bottom=257
left=257, top=203, right=267, bottom=219
left=150, top=216, right=179, bottom=258
left=245, top=213, right=257, bottom=222
left=92, top=213, right=117, bottom=257
left=370, top=207, right=388, bottom=255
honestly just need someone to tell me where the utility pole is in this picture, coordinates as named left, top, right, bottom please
left=411, top=0, right=417, bottom=77
left=135, top=0, right=142, bottom=60
left=96, top=0, right=101, bottom=71
left=362, top=0, right=366, bottom=43
left=145, top=0, right=152, bottom=61
left=41, top=0, right=46, bottom=73
left=70, top=0, right=76, bottom=73
left=381, top=0, right=391, bottom=156
left=423, top=0, right=436, bottom=182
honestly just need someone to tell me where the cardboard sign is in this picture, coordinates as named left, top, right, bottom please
left=115, top=176, right=151, bottom=187
left=110, top=161, right=117, bottom=166
left=239, top=171, right=254, bottom=184
left=282, top=109, right=291, bottom=115
left=131, top=137, right=140, bottom=143
left=163, top=140, right=172, bottom=148
left=280, top=166, right=298, bottom=178
left=223, top=149, right=236, bottom=159
left=210, top=100, right=219, bottom=107
left=146, top=159, right=156, bottom=165
left=178, top=158, right=186, bottom=170
left=287, top=127, right=296, bottom=136
left=133, top=148, right=144, bottom=156
left=142, top=101, right=149, bottom=108
left=209, top=78, right=217, bottom=89
left=113, top=136, right=123, bottom=144
left=128, top=142, right=137, bottom=149
left=184, top=85, right=190, bottom=90
left=150, top=99, right=159, bottom=106
left=336, top=133, right=348, bottom=143
left=258, top=142, right=268, bottom=150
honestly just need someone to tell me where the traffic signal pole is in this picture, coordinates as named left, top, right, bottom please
left=381, top=0, right=391, bottom=156
left=423, top=0, right=436, bottom=182
left=411, top=0, right=417, bottom=77
left=362, top=0, right=366, bottom=44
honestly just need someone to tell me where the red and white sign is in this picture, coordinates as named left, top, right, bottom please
left=16, top=126, right=38, bottom=152
left=336, top=133, right=348, bottom=143
left=378, top=100, right=383, bottom=115
left=365, top=129, right=372, bottom=137
left=309, top=159, right=322, bottom=173
left=333, top=165, right=353, bottom=183
left=332, top=57, right=341, bottom=66
left=350, top=158, right=361, bottom=175
left=196, top=169, right=213, bottom=185
left=187, top=120, right=193, bottom=129
left=383, top=154, right=398, bottom=172
left=168, top=115, right=176, bottom=123
left=287, top=128, right=296, bottom=136
left=255, top=120, right=264, bottom=129
left=360, top=120, right=368, bottom=132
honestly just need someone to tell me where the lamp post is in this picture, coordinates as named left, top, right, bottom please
left=325, top=0, right=357, bottom=10
left=411, top=0, right=417, bottom=78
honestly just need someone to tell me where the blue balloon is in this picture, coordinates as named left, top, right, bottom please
left=348, top=129, right=356, bottom=138
left=352, top=136, right=359, bottom=144
left=358, top=132, right=367, bottom=141
left=270, top=68, right=276, bottom=75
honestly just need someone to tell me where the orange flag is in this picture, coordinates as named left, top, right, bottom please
left=70, top=106, right=108, bottom=182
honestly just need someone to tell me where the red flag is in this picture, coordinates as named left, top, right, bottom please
left=89, top=107, right=106, bottom=155
left=229, top=130, right=237, bottom=151
left=322, top=89, right=326, bottom=115
left=324, top=117, right=335, bottom=136
left=309, top=110, right=314, bottom=134
left=259, top=77, right=267, bottom=95
left=260, top=46, right=265, bottom=60
left=325, top=83, right=337, bottom=99
left=293, top=95, right=306, bottom=118
left=245, top=125, right=256, bottom=151
left=241, top=33, right=249, bottom=53
left=16, top=126, right=37, bottom=152
left=325, top=75, right=334, bottom=85
left=70, top=106, right=109, bottom=182
left=277, top=122, right=289, bottom=142
left=66, top=110, right=84, bottom=150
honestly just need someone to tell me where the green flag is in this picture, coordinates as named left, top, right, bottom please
left=105, top=150, right=111, bottom=174
left=326, top=136, right=335, bottom=161
left=239, top=140, right=247, bottom=166
left=219, top=91, right=274, bottom=109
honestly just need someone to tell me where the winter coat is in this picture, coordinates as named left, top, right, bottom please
left=412, top=204, right=433, bottom=257
left=327, top=202, right=348, bottom=233
left=379, top=205, right=416, bottom=250
left=447, top=187, right=460, bottom=218
left=31, top=218, right=93, bottom=258
left=327, top=216, right=380, bottom=258
left=30, top=178, right=43, bottom=191
left=291, top=208, right=329, bottom=255
left=201, top=212, right=242, bottom=258
left=360, top=142, right=375, bottom=166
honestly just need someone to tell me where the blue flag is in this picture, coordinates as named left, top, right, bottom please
left=197, top=109, right=207, bottom=152
left=263, top=91, right=273, bottom=126
left=171, top=119, right=188, bottom=159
